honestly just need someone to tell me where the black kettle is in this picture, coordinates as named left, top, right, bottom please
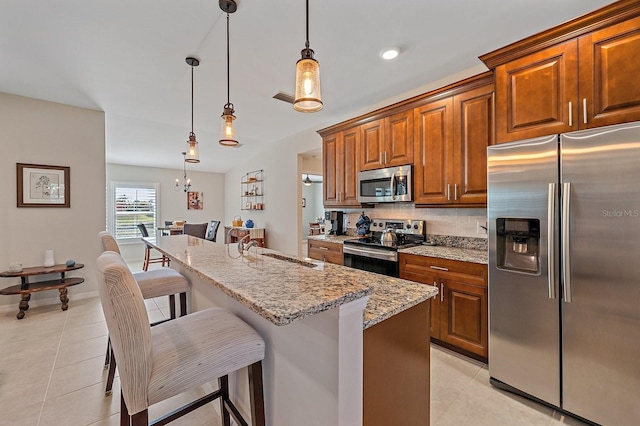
left=356, top=212, right=371, bottom=236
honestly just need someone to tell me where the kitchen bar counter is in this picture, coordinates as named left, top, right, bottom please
left=144, top=235, right=435, bottom=425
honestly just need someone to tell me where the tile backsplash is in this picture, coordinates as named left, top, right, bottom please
left=339, top=204, right=488, bottom=239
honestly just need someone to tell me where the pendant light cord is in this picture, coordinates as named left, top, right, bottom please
left=305, top=0, right=310, bottom=49
left=226, top=13, right=230, bottom=107
left=191, top=65, right=194, bottom=133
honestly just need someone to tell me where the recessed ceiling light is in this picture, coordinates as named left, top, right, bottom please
left=380, top=47, right=400, bottom=60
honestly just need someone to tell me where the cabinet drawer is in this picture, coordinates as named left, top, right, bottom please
left=399, top=253, right=487, bottom=286
left=308, top=240, right=343, bottom=265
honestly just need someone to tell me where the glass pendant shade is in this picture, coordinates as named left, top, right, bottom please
left=219, top=105, right=238, bottom=147
left=185, top=133, right=200, bottom=163
left=294, top=57, right=323, bottom=112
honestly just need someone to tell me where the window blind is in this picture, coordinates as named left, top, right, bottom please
left=113, top=184, right=157, bottom=240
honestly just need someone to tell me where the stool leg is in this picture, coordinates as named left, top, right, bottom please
left=169, top=294, right=176, bottom=320
left=143, top=248, right=150, bottom=272
left=179, top=292, right=187, bottom=317
left=106, top=347, right=116, bottom=395
left=218, top=375, right=231, bottom=426
left=248, top=361, right=266, bottom=426
left=130, top=410, right=148, bottom=426
left=120, top=392, right=130, bottom=426
left=104, top=338, right=111, bottom=369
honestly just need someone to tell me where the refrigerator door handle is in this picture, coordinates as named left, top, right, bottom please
left=562, top=182, right=572, bottom=303
left=568, top=101, right=573, bottom=127
left=548, top=183, right=557, bottom=299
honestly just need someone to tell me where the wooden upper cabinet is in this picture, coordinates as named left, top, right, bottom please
left=322, top=127, right=360, bottom=207
left=413, top=76, right=494, bottom=206
left=360, top=110, right=413, bottom=171
left=495, top=41, right=577, bottom=143
left=579, top=15, right=640, bottom=129
left=453, top=83, right=495, bottom=205
left=483, top=2, right=640, bottom=143
left=413, top=98, right=452, bottom=205
left=385, top=110, right=414, bottom=167
left=341, top=127, right=360, bottom=206
left=360, top=119, right=385, bottom=170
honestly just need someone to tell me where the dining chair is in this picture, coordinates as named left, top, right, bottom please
left=99, top=231, right=189, bottom=395
left=183, top=223, right=208, bottom=239
left=96, top=251, right=265, bottom=426
left=137, top=223, right=170, bottom=270
left=205, top=220, right=221, bottom=242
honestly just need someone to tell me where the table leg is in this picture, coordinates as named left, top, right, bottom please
left=17, top=293, right=30, bottom=319
left=59, top=288, right=69, bottom=311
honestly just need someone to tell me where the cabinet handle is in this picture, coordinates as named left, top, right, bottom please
left=447, top=184, right=451, bottom=201
left=583, top=98, right=587, bottom=124
left=440, top=282, right=444, bottom=302
left=454, top=184, right=458, bottom=201
left=384, top=151, right=388, bottom=164
left=379, top=152, right=383, bottom=165
left=568, top=101, right=573, bottom=127
left=433, top=281, right=438, bottom=300
left=317, top=247, right=329, bottom=251
left=430, top=265, right=449, bottom=271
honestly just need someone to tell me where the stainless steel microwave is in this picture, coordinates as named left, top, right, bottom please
left=357, top=165, right=412, bottom=203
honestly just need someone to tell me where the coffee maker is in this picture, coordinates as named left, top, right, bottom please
left=325, top=211, right=345, bottom=235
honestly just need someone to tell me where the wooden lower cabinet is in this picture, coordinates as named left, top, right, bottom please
left=399, top=253, right=488, bottom=361
left=307, top=239, right=343, bottom=265
left=363, top=301, right=430, bottom=426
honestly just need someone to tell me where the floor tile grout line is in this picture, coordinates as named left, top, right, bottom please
left=36, top=308, right=70, bottom=426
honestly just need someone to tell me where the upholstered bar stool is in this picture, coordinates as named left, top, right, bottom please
left=99, top=231, right=189, bottom=395
left=96, top=251, right=265, bottom=426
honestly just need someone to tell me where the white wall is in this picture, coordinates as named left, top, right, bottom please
left=0, top=93, right=105, bottom=309
left=106, top=164, right=225, bottom=260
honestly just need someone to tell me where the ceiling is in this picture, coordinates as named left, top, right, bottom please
left=1, top=0, right=613, bottom=173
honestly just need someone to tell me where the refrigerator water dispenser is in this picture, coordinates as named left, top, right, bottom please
left=496, top=218, right=540, bottom=274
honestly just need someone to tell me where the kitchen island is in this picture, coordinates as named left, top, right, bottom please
left=144, top=235, right=436, bottom=425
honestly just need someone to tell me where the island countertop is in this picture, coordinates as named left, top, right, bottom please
left=145, top=235, right=436, bottom=329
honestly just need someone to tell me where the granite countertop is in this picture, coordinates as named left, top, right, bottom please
left=306, top=234, right=353, bottom=244
left=399, top=245, right=488, bottom=264
left=145, top=236, right=436, bottom=329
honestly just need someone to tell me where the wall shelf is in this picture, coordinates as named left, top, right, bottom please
left=241, top=169, right=264, bottom=210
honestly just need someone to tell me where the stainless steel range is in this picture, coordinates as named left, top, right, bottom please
left=343, top=219, right=425, bottom=277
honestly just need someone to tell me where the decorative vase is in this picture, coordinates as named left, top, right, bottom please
left=44, top=250, right=55, bottom=267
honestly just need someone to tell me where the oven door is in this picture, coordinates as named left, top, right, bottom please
left=343, top=245, right=399, bottom=277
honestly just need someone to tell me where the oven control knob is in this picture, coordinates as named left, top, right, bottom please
left=413, top=224, right=419, bottom=229
left=406, top=224, right=411, bottom=229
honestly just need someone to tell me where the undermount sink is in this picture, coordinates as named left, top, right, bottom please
left=261, top=253, right=317, bottom=268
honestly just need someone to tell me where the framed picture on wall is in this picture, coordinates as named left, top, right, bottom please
left=17, top=163, right=70, bottom=207
left=187, top=191, right=203, bottom=210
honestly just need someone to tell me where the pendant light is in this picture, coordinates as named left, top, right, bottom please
left=175, top=152, right=192, bottom=192
left=303, top=174, right=312, bottom=186
left=219, top=0, right=238, bottom=147
left=293, top=0, right=323, bottom=113
left=185, top=57, right=200, bottom=163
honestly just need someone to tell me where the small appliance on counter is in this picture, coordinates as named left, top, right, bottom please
left=355, top=211, right=371, bottom=236
left=324, top=210, right=345, bottom=235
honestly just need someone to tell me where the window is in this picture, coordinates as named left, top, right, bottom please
left=111, top=182, right=159, bottom=240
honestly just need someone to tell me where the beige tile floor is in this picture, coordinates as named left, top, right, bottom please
left=0, top=261, right=587, bottom=426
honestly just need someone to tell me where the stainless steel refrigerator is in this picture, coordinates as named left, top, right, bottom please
left=488, top=121, right=640, bottom=425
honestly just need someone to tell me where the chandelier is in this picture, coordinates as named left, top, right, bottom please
left=174, top=152, right=192, bottom=192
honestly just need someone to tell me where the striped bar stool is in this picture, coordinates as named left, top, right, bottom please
left=99, top=231, right=189, bottom=395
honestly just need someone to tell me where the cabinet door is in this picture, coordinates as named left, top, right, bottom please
left=452, top=84, right=495, bottom=205
left=360, top=119, right=386, bottom=171
left=495, top=41, right=578, bottom=143
left=579, top=15, right=640, bottom=129
left=323, top=133, right=340, bottom=206
left=413, top=98, right=453, bottom=205
left=440, top=279, right=488, bottom=358
left=384, top=110, right=414, bottom=167
left=341, top=127, right=361, bottom=206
